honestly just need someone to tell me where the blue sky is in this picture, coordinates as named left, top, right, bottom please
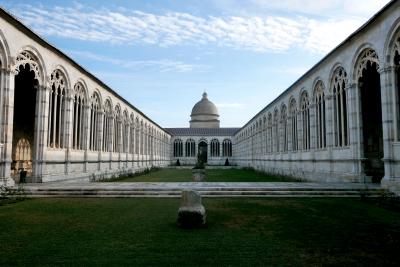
left=0, top=0, right=392, bottom=127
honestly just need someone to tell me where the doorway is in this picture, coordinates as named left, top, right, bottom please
left=198, top=141, right=208, bottom=163
left=359, top=61, right=384, bottom=182
left=11, top=64, right=38, bottom=181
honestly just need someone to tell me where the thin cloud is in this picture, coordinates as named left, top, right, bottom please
left=276, top=67, right=311, bottom=76
left=10, top=4, right=372, bottom=54
left=250, top=0, right=391, bottom=18
left=66, top=50, right=208, bottom=73
left=216, top=102, right=245, bottom=109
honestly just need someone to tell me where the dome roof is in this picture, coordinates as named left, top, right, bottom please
left=191, top=92, right=219, bottom=116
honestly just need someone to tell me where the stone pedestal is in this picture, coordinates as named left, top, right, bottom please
left=192, top=169, right=205, bottom=182
left=177, top=190, right=206, bottom=228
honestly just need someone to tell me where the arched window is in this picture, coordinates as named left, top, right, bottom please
left=72, top=82, right=86, bottom=150
left=122, top=111, right=129, bottom=153
left=130, top=114, right=135, bottom=154
left=263, top=116, right=267, bottom=154
left=102, top=100, right=112, bottom=152
left=223, top=139, right=232, bottom=157
left=149, top=127, right=153, bottom=155
left=135, top=118, right=140, bottom=154
left=185, top=139, right=196, bottom=157
left=140, top=121, right=144, bottom=155
left=332, top=67, right=349, bottom=147
left=281, top=105, right=288, bottom=152
left=113, top=106, right=121, bottom=153
left=89, top=92, right=100, bottom=151
left=315, top=81, right=326, bottom=149
left=300, top=91, right=310, bottom=150
left=15, top=138, right=31, bottom=161
left=48, top=69, right=67, bottom=149
left=289, top=99, right=298, bottom=151
left=267, top=113, right=272, bottom=153
left=273, top=109, right=279, bottom=152
left=143, top=124, right=148, bottom=155
left=174, top=139, right=183, bottom=157
left=210, top=139, right=220, bottom=157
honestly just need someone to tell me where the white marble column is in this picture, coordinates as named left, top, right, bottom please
left=32, top=83, right=49, bottom=182
left=97, top=110, right=104, bottom=171
left=380, top=66, right=397, bottom=188
left=64, top=94, right=73, bottom=175
left=1, top=68, right=15, bottom=185
left=347, top=82, right=363, bottom=180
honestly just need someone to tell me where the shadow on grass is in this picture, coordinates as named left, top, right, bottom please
left=110, top=167, right=303, bottom=183
left=1, top=197, right=399, bottom=266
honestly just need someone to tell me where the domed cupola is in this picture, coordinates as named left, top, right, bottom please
left=190, top=92, right=220, bottom=128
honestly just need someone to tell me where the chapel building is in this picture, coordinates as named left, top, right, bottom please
left=166, top=92, right=239, bottom=166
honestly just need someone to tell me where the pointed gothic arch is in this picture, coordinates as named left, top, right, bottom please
left=289, top=97, right=298, bottom=151
left=89, top=91, right=101, bottom=151
left=300, top=91, right=310, bottom=150
left=11, top=49, right=45, bottom=180
left=355, top=47, right=384, bottom=181
left=331, top=66, right=349, bottom=147
left=314, top=81, right=326, bottom=149
left=71, top=82, right=87, bottom=150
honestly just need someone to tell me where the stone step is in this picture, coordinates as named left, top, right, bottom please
left=23, top=189, right=381, bottom=198
left=27, top=187, right=381, bottom=192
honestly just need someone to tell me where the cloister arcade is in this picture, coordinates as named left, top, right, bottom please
left=234, top=1, right=400, bottom=191
left=1, top=1, right=400, bottom=192
left=172, top=137, right=233, bottom=165
left=0, top=10, right=171, bottom=184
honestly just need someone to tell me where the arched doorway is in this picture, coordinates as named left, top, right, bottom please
left=11, top=60, right=39, bottom=181
left=357, top=49, right=384, bottom=182
left=198, top=141, right=207, bottom=163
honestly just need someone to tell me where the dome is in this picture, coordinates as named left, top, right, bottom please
left=191, top=92, right=219, bottom=116
left=190, top=92, right=220, bottom=128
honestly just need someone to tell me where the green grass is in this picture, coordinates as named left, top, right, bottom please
left=116, top=168, right=300, bottom=182
left=1, top=198, right=400, bottom=266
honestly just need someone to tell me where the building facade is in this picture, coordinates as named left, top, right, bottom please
left=167, top=92, right=239, bottom=166
left=0, top=9, right=171, bottom=185
left=234, top=0, right=400, bottom=192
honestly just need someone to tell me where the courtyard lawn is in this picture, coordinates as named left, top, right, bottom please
left=1, top=198, right=399, bottom=266
left=117, top=168, right=300, bottom=182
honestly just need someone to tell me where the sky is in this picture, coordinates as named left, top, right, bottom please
left=0, top=0, right=392, bottom=127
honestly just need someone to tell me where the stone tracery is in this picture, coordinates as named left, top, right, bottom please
left=48, top=69, right=67, bottom=149
left=314, top=81, right=326, bottom=149
left=356, top=48, right=380, bottom=79
left=72, top=82, right=86, bottom=150
left=14, top=50, right=41, bottom=80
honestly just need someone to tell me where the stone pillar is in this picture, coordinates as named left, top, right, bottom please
left=83, top=104, right=90, bottom=173
left=64, top=94, right=73, bottom=175
left=297, top=111, right=303, bottom=151
left=32, top=83, right=49, bottom=182
left=126, top=124, right=130, bottom=165
left=0, top=68, right=13, bottom=185
left=97, top=110, right=104, bottom=171
left=262, top=128, right=266, bottom=155
left=117, top=119, right=122, bottom=168
left=380, top=66, right=398, bottom=189
left=347, top=82, right=363, bottom=180
left=287, top=115, right=293, bottom=152
left=219, top=140, right=223, bottom=158
left=325, top=94, right=334, bottom=148
left=108, top=115, right=114, bottom=169
left=0, top=68, right=5, bottom=180
left=309, top=103, right=316, bottom=150
left=325, top=93, right=334, bottom=177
